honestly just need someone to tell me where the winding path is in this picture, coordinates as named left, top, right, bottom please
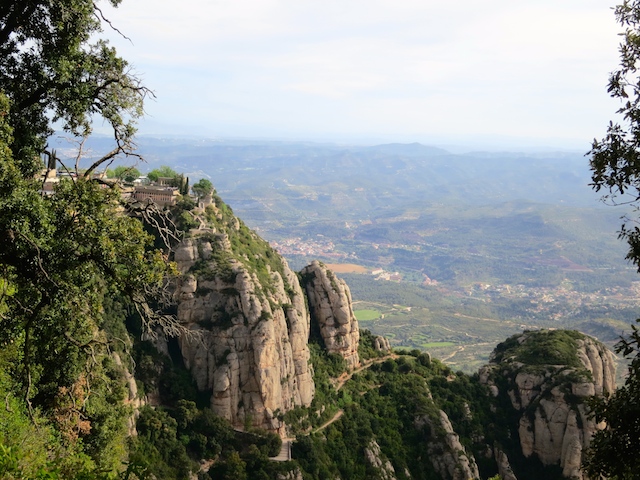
left=270, top=353, right=397, bottom=462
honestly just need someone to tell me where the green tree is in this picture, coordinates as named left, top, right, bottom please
left=586, top=1, right=640, bottom=478
left=148, top=165, right=178, bottom=182
left=1, top=0, right=149, bottom=178
left=0, top=0, right=179, bottom=475
left=109, top=165, right=142, bottom=182
left=192, top=178, right=214, bottom=199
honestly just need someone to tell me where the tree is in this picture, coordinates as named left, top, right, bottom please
left=584, top=325, right=640, bottom=479
left=590, top=1, right=640, bottom=271
left=192, top=178, right=214, bottom=199
left=0, top=1, right=179, bottom=474
left=585, top=1, right=640, bottom=477
left=109, top=165, right=142, bottom=182
left=1, top=0, right=150, bottom=178
left=148, top=165, right=178, bottom=182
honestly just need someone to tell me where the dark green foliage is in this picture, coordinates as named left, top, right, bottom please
left=108, top=166, right=141, bottom=183
left=586, top=4, right=640, bottom=476
left=130, top=397, right=290, bottom=480
left=284, top=341, right=345, bottom=435
left=175, top=195, right=196, bottom=211
left=584, top=320, right=640, bottom=479
left=492, top=330, right=586, bottom=368
left=192, top=193, right=290, bottom=298
left=293, top=349, right=500, bottom=480
left=0, top=0, right=177, bottom=466
left=147, top=166, right=178, bottom=182
left=357, top=329, right=388, bottom=361
left=1, top=0, right=147, bottom=178
left=192, top=178, right=214, bottom=199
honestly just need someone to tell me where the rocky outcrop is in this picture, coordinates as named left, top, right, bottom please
left=374, top=335, right=392, bottom=352
left=481, top=330, right=616, bottom=480
left=495, top=447, right=517, bottom=480
left=364, top=439, right=398, bottom=480
left=112, top=352, right=144, bottom=436
left=300, top=261, right=360, bottom=369
left=416, top=410, right=480, bottom=480
left=276, top=468, right=304, bottom=480
left=173, top=231, right=314, bottom=435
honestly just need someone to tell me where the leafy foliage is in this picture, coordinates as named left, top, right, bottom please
left=147, top=165, right=178, bottom=182
left=292, top=349, right=498, bottom=480
left=590, top=0, right=640, bottom=271
left=192, top=178, right=214, bottom=199
left=492, top=330, right=586, bottom=368
left=1, top=0, right=149, bottom=178
left=585, top=2, right=640, bottom=477
left=0, top=1, right=178, bottom=477
left=108, top=165, right=141, bottom=182
left=584, top=320, right=640, bottom=479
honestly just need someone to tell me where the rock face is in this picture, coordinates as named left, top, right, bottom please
left=173, top=230, right=315, bottom=434
left=481, top=330, right=616, bottom=480
left=364, top=439, right=398, bottom=480
left=112, top=352, right=144, bottom=437
left=374, top=335, right=392, bottom=352
left=416, top=410, right=480, bottom=480
left=300, top=260, right=360, bottom=369
left=494, top=447, right=517, bottom=480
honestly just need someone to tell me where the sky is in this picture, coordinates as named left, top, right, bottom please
left=100, top=0, right=622, bottom=150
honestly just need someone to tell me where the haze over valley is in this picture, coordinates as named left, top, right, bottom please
left=72, top=135, right=639, bottom=372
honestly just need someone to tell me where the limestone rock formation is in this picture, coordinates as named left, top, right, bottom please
left=364, top=439, right=398, bottom=480
left=276, top=469, right=304, bottom=480
left=172, top=229, right=315, bottom=435
left=494, top=447, right=517, bottom=480
left=416, top=410, right=480, bottom=480
left=481, top=330, right=616, bottom=480
left=112, top=352, right=144, bottom=436
left=300, top=260, right=360, bottom=369
left=374, top=335, right=392, bottom=352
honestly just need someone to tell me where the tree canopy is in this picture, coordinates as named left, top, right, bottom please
left=192, top=178, right=214, bottom=199
left=0, top=1, right=178, bottom=476
left=148, top=165, right=178, bottom=182
left=586, top=1, right=640, bottom=477
left=1, top=0, right=149, bottom=178
left=108, top=165, right=142, bottom=182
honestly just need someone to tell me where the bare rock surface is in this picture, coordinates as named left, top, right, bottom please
left=172, top=232, right=314, bottom=435
left=481, top=330, right=616, bottom=480
left=300, top=260, right=360, bottom=369
left=416, top=410, right=480, bottom=480
left=364, top=439, right=397, bottom=480
left=374, top=335, right=392, bottom=352
left=495, top=447, right=518, bottom=480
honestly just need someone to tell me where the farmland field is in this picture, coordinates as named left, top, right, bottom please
left=326, top=263, right=369, bottom=273
left=354, top=309, right=381, bottom=321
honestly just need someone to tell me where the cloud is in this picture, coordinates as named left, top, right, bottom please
left=100, top=0, right=622, bottom=145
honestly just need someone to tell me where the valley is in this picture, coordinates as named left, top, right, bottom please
left=85, top=136, right=640, bottom=372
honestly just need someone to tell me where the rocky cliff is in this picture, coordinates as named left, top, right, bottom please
left=480, top=330, right=616, bottom=479
left=168, top=197, right=362, bottom=434
left=300, top=260, right=361, bottom=369
left=169, top=195, right=319, bottom=434
left=416, top=410, right=480, bottom=480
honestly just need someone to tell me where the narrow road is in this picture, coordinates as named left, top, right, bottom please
left=334, top=354, right=397, bottom=390
left=270, top=353, right=397, bottom=462
left=313, top=409, right=344, bottom=433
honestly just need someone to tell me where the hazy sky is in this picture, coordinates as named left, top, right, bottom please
left=101, top=0, right=621, bottom=149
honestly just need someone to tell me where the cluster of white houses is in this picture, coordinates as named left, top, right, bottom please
left=40, top=170, right=182, bottom=207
